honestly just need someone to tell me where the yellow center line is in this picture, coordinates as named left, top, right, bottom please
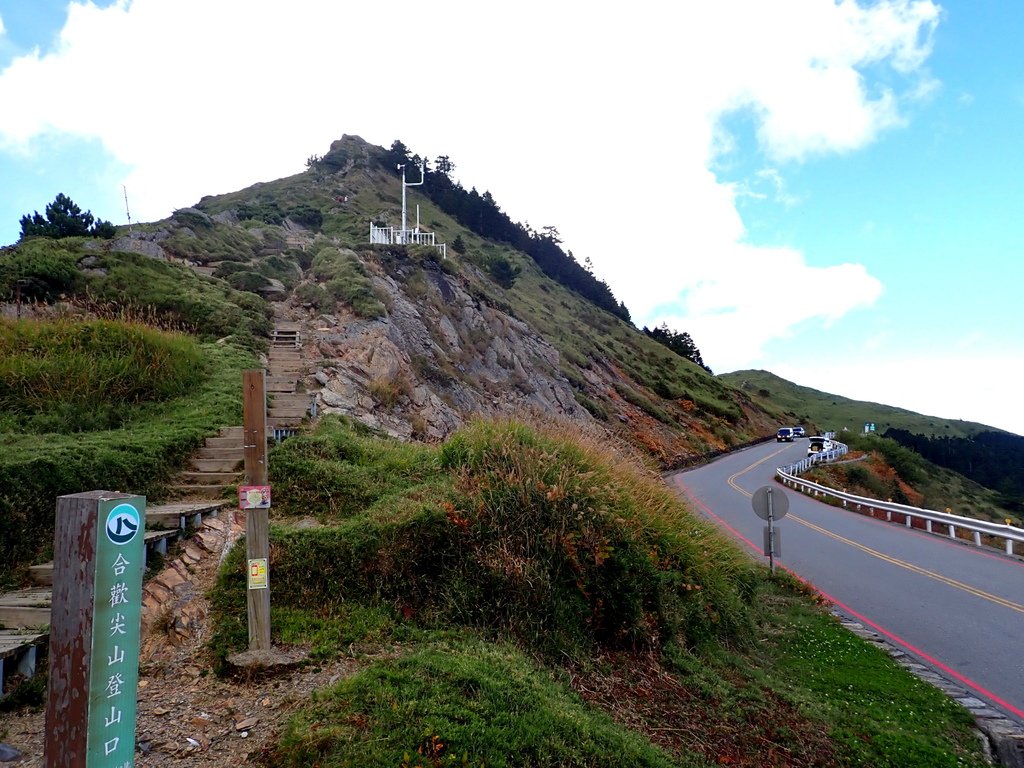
left=794, top=516, right=1024, bottom=615
left=727, top=446, right=788, bottom=496
left=723, top=448, right=1024, bottom=615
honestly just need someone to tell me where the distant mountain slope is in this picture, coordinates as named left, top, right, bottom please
left=720, top=369, right=997, bottom=439
left=721, top=369, right=1022, bottom=509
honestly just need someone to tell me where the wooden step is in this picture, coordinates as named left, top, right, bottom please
left=268, top=407, right=309, bottom=419
left=177, top=471, right=241, bottom=486
left=268, top=349, right=302, bottom=359
left=0, top=630, right=46, bottom=694
left=190, top=458, right=243, bottom=473
left=165, top=484, right=233, bottom=500
left=197, top=448, right=245, bottom=461
left=218, top=426, right=244, bottom=439
left=268, top=364, right=307, bottom=373
left=268, top=416, right=306, bottom=429
left=267, top=380, right=297, bottom=393
left=144, top=500, right=230, bottom=531
left=204, top=436, right=243, bottom=449
left=0, top=589, right=52, bottom=630
left=270, top=397, right=309, bottom=409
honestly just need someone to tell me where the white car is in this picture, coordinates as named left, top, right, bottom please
left=807, top=436, right=834, bottom=455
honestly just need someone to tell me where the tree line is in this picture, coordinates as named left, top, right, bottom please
left=884, top=427, right=1024, bottom=511
left=381, top=141, right=631, bottom=322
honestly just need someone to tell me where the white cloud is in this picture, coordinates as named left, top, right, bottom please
left=0, top=0, right=938, bottom=370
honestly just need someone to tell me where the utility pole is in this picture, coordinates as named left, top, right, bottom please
left=398, top=161, right=424, bottom=243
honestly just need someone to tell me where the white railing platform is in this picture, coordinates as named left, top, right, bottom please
left=370, top=224, right=446, bottom=259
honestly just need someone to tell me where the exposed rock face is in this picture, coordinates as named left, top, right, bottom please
left=289, top=257, right=588, bottom=441
left=110, top=234, right=168, bottom=260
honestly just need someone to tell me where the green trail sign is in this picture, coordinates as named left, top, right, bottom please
left=45, top=491, right=145, bottom=768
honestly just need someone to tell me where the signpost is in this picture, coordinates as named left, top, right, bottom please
left=752, top=485, right=789, bottom=573
left=45, top=490, right=145, bottom=767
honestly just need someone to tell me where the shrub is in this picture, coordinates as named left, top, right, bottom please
left=237, top=418, right=760, bottom=663
left=311, top=247, right=385, bottom=318
left=0, top=238, right=80, bottom=301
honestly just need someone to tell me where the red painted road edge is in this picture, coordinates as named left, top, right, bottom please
left=674, top=477, right=1024, bottom=721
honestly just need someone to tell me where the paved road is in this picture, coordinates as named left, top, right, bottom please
left=669, top=439, right=1024, bottom=724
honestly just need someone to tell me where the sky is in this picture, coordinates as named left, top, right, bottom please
left=0, top=0, right=1022, bottom=436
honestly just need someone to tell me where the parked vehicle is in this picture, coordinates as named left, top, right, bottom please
left=776, top=427, right=794, bottom=442
left=807, top=435, right=834, bottom=455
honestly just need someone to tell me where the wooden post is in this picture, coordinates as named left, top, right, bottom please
left=242, top=369, right=271, bottom=652
left=45, top=491, right=145, bottom=767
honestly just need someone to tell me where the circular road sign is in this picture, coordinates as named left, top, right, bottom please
left=751, top=486, right=789, bottom=521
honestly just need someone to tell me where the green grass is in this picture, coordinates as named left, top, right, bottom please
left=270, top=639, right=687, bottom=768
left=753, top=592, right=984, bottom=767
left=210, top=417, right=760, bottom=665
left=0, top=338, right=258, bottom=587
left=203, top=418, right=988, bottom=767
left=0, top=317, right=206, bottom=432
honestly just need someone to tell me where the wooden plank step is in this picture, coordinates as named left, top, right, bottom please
left=268, top=416, right=306, bottom=429
left=165, top=485, right=232, bottom=500
left=267, top=380, right=297, bottom=393
left=0, top=589, right=52, bottom=630
left=0, top=630, right=45, bottom=694
left=146, top=500, right=229, bottom=530
left=268, top=407, right=309, bottom=419
left=27, top=564, right=52, bottom=587
left=267, top=364, right=307, bottom=373
left=197, top=448, right=245, bottom=461
left=0, top=630, right=45, bottom=658
left=177, top=471, right=240, bottom=486
left=218, top=426, right=244, bottom=438
left=190, top=458, right=243, bottom=473
left=204, top=436, right=243, bottom=449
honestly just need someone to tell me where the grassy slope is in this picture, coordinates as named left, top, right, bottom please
left=204, top=418, right=986, bottom=768
left=0, top=328, right=257, bottom=587
left=721, top=369, right=994, bottom=439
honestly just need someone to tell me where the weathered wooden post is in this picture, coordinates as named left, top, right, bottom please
left=45, top=490, right=146, bottom=767
left=242, top=369, right=271, bottom=652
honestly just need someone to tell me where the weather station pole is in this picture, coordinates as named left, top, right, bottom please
left=398, top=161, right=424, bottom=244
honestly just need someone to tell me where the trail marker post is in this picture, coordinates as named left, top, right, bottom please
left=45, top=490, right=146, bottom=767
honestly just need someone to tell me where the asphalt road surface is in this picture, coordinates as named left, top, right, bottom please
left=669, top=439, right=1024, bottom=724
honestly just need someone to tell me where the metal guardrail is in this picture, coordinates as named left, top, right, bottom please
left=776, top=441, right=1024, bottom=556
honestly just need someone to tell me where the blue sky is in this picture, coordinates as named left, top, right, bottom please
left=0, top=1, right=1021, bottom=435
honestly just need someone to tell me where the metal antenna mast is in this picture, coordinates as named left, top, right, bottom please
left=398, top=161, right=424, bottom=243
left=122, top=185, right=133, bottom=233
